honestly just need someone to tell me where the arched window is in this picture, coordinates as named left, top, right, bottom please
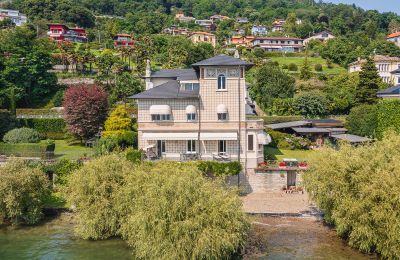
left=217, top=74, right=226, bottom=90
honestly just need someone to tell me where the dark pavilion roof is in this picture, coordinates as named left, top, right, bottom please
left=192, top=54, right=253, bottom=68
left=149, top=69, right=198, bottom=80
left=377, top=85, right=400, bottom=96
left=130, top=80, right=199, bottom=99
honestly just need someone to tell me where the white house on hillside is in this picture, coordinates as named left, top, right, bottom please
left=303, top=31, right=335, bottom=45
left=348, top=55, right=400, bottom=84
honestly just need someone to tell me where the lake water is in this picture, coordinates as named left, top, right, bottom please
left=0, top=214, right=374, bottom=259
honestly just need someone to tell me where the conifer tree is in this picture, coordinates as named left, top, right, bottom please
left=300, top=56, right=312, bottom=80
left=355, top=57, right=381, bottom=104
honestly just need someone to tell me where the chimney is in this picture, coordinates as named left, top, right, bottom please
left=145, top=59, right=153, bottom=90
left=234, top=49, right=240, bottom=59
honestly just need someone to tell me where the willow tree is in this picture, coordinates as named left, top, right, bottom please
left=304, top=132, right=400, bottom=258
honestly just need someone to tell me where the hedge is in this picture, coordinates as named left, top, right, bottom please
left=197, top=161, right=242, bottom=177
left=248, top=115, right=304, bottom=125
left=376, top=99, right=400, bottom=139
left=17, top=118, right=66, bottom=139
left=0, top=141, right=55, bottom=158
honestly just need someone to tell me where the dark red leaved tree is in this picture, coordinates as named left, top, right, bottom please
left=63, top=84, right=108, bottom=141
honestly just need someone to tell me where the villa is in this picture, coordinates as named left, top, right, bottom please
left=348, top=55, right=400, bottom=84
left=252, top=37, right=304, bottom=52
left=113, top=34, right=134, bottom=47
left=387, top=32, right=400, bottom=48
left=47, top=24, right=88, bottom=43
left=0, top=8, right=27, bottom=26
left=303, top=31, right=335, bottom=45
left=251, top=25, right=268, bottom=36
left=190, top=32, right=217, bottom=47
left=131, top=55, right=269, bottom=169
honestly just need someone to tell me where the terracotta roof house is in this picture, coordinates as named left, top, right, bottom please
left=175, top=12, right=196, bottom=23
left=190, top=31, right=217, bottom=47
left=272, top=19, right=286, bottom=32
left=230, top=36, right=255, bottom=48
left=387, top=32, right=400, bottom=48
left=210, top=15, right=230, bottom=22
left=131, top=55, right=269, bottom=170
left=113, top=34, right=134, bottom=47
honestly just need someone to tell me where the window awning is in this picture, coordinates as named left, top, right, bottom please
left=185, top=105, right=196, bottom=114
left=257, top=132, right=271, bottom=145
left=142, top=132, right=238, bottom=141
left=200, top=132, right=237, bottom=140
left=217, top=104, right=227, bottom=113
left=149, top=105, right=171, bottom=115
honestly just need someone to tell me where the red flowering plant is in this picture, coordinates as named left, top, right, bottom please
left=299, top=161, right=308, bottom=169
left=278, top=161, right=286, bottom=168
left=258, top=162, right=268, bottom=168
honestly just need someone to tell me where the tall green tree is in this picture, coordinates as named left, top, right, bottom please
left=355, top=57, right=381, bottom=104
left=250, top=63, right=295, bottom=112
left=300, top=55, right=312, bottom=80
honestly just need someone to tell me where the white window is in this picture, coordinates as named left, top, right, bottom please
left=217, top=74, right=226, bottom=90
left=187, top=113, right=196, bottom=121
left=218, top=140, right=227, bottom=154
left=187, top=140, right=196, bottom=153
left=182, top=83, right=199, bottom=91
left=218, top=113, right=228, bottom=121
left=151, top=114, right=171, bottom=121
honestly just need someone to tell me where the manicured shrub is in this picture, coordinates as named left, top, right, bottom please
left=267, top=129, right=310, bottom=150
left=3, top=128, right=40, bottom=143
left=102, top=105, right=136, bottom=147
left=345, top=104, right=377, bottom=138
left=197, top=161, right=242, bottom=177
left=282, top=64, right=288, bottom=70
left=314, top=63, right=323, bottom=71
left=0, top=111, right=16, bottom=139
left=125, top=148, right=142, bottom=164
left=63, top=84, right=108, bottom=140
left=0, top=142, right=55, bottom=158
left=17, top=118, right=66, bottom=139
left=51, top=89, right=64, bottom=107
left=304, top=133, right=400, bottom=259
left=0, top=159, right=51, bottom=225
left=288, top=63, right=298, bottom=71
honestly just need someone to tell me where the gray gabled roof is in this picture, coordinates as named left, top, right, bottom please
left=130, top=80, right=199, bottom=99
left=192, top=54, right=253, bottom=68
left=292, top=127, right=330, bottom=134
left=377, top=85, right=400, bottom=96
left=149, top=69, right=198, bottom=80
left=266, top=121, right=310, bottom=130
left=331, top=134, right=371, bottom=143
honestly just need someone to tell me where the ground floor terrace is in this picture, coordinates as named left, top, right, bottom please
left=138, top=131, right=270, bottom=169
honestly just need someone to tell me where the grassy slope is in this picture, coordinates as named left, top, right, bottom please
left=270, top=56, right=346, bottom=75
left=54, top=140, right=93, bottom=160
left=264, top=146, right=315, bottom=161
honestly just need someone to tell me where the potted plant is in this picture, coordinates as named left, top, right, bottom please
left=278, top=161, right=286, bottom=169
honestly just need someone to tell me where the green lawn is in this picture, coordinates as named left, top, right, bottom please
left=264, top=146, right=315, bottom=161
left=270, top=56, right=346, bottom=75
left=54, top=140, right=93, bottom=160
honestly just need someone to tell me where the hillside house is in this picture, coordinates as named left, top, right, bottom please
left=251, top=25, right=268, bottom=36
left=195, top=20, right=213, bottom=30
left=348, top=55, right=400, bottom=84
left=162, top=26, right=191, bottom=36
left=175, top=12, right=195, bottom=23
left=303, top=31, right=335, bottom=45
left=252, top=37, right=304, bottom=52
left=387, top=32, right=400, bottom=48
left=236, top=17, right=249, bottom=23
left=272, top=19, right=285, bottom=32
left=113, top=34, right=134, bottom=47
left=190, top=32, right=217, bottom=47
left=230, top=36, right=254, bottom=48
left=47, top=24, right=88, bottom=43
left=210, top=15, right=230, bottom=22
left=131, top=55, right=269, bottom=170
left=0, top=8, right=27, bottom=26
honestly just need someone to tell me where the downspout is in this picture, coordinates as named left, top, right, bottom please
left=237, top=66, right=242, bottom=187
left=197, top=69, right=202, bottom=159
